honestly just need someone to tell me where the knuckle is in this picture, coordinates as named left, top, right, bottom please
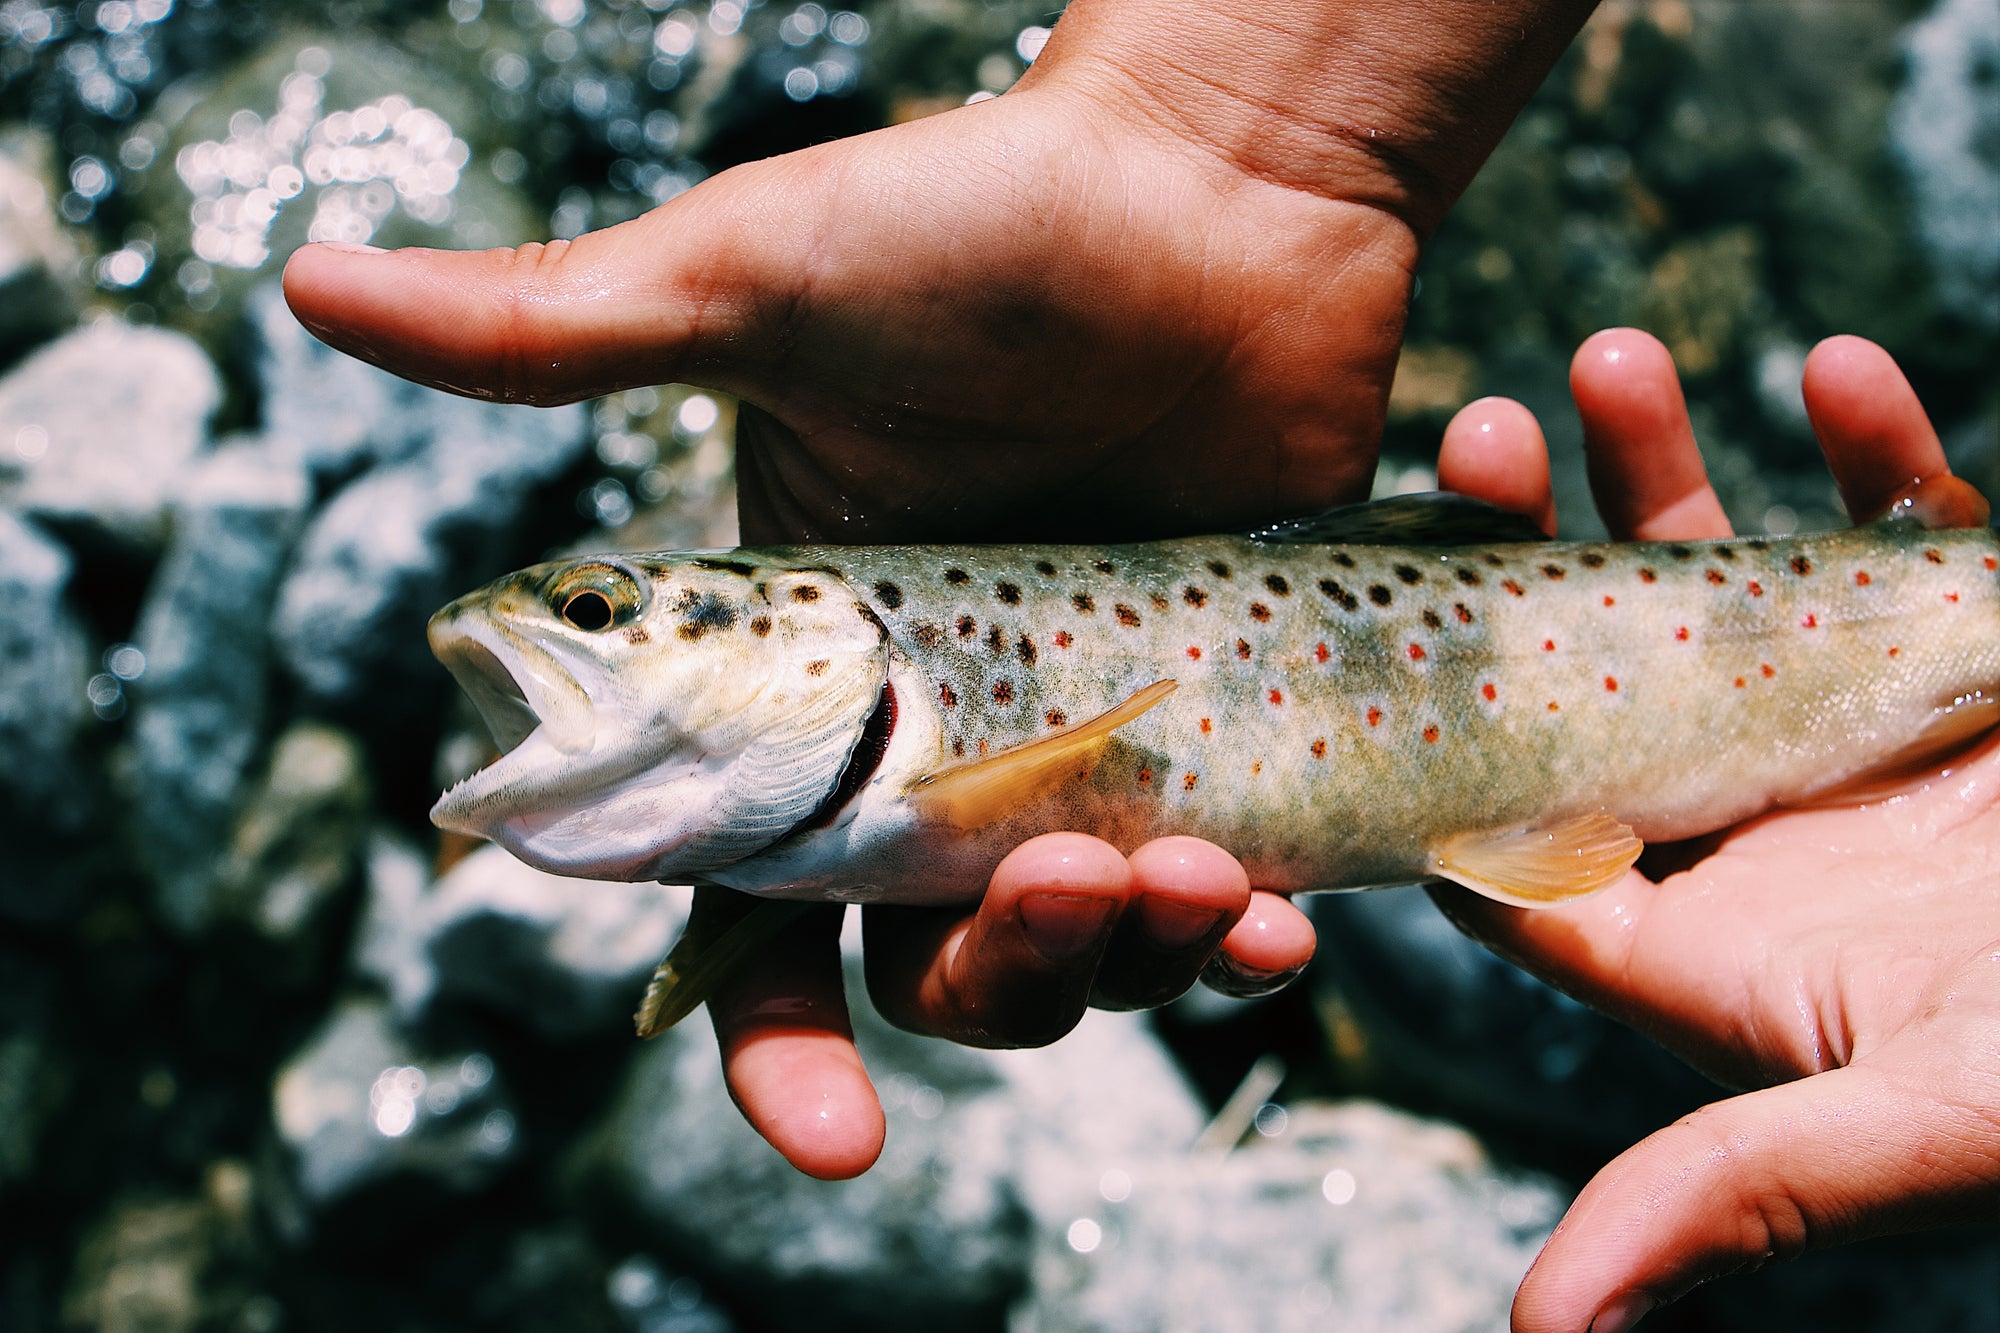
left=491, top=239, right=577, bottom=406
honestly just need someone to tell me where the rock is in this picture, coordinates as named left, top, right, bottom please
left=1013, top=1101, right=1566, bottom=1333
left=0, top=128, right=80, bottom=361
left=0, top=505, right=95, bottom=923
left=125, top=441, right=312, bottom=932
left=575, top=920, right=1207, bottom=1332
left=1890, top=0, right=2000, bottom=332
left=1308, top=886, right=1719, bottom=1147
left=266, top=998, right=518, bottom=1244
left=0, top=320, right=222, bottom=550
left=0, top=947, right=60, bottom=1194
left=61, top=1197, right=211, bottom=1333
left=349, top=830, right=439, bottom=1022
left=426, top=846, right=689, bottom=1041
left=262, top=289, right=590, bottom=712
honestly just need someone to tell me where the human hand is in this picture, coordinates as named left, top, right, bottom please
left=285, top=0, right=1606, bottom=1176
left=1432, top=329, right=2000, bottom=1332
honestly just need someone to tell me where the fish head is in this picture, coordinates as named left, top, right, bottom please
left=428, top=555, right=888, bottom=882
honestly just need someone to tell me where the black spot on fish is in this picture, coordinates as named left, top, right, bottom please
left=806, top=659, right=829, bottom=677
left=1483, top=552, right=1507, bottom=568
left=791, top=585, right=822, bottom=602
left=1715, top=545, right=1738, bottom=562
left=1249, top=602, right=1271, bottom=622
left=1073, top=592, right=1096, bottom=614
left=1790, top=555, right=1813, bottom=576
left=1421, top=608, right=1442, bottom=629
left=992, top=680, right=1015, bottom=705
left=751, top=616, right=772, bottom=637
left=1094, top=559, right=1116, bottom=575
left=1455, top=567, right=1483, bottom=587
left=1184, top=586, right=1208, bottom=608
left=873, top=580, right=904, bottom=610
left=625, top=626, right=650, bottom=645
left=1369, top=584, right=1393, bottom=606
left=996, top=581, right=1022, bottom=605
left=1580, top=552, right=1606, bottom=569
left=939, top=684, right=958, bottom=707
left=1045, top=708, right=1066, bottom=727
left=1394, top=564, right=1422, bottom=585
left=1208, top=560, right=1233, bottom=579
left=1319, top=579, right=1359, bottom=612
left=691, top=557, right=758, bottom=577
left=1236, top=639, right=1252, bottom=660
left=1666, top=545, right=1694, bottom=561
left=1035, top=559, right=1058, bottom=577
left=944, top=568, right=970, bottom=585
left=1017, top=634, right=1037, bottom=666
left=1331, top=552, right=1356, bottom=569
left=1541, top=564, right=1566, bottom=580
left=677, top=592, right=739, bottom=640
left=952, top=739, right=965, bottom=757
left=1115, top=604, right=1142, bottom=627
left=956, top=615, right=977, bottom=638
left=913, top=622, right=943, bottom=649
left=1150, top=592, right=1170, bottom=611
left=1745, top=538, right=1771, bottom=552
left=1265, top=574, right=1291, bottom=596
left=1453, top=602, right=1474, bottom=624
left=986, top=623, right=1006, bottom=654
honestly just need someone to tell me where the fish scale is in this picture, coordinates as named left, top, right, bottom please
left=426, top=490, right=2000, bottom=913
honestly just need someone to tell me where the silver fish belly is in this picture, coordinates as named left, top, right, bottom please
left=430, top=494, right=2000, bottom=912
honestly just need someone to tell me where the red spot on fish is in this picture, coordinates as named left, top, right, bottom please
left=1502, top=579, right=1525, bottom=596
left=1315, top=642, right=1330, bottom=663
left=1249, top=602, right=1271, bottom=622
left=1366, top=707, right=1383, bottom=727
left=1888, top=646, right=1901, bottom=657
left=1542, top=639, right=1556, bottom=652
left=1748, top=580, right=1764, bottom=597
left=1986, top=557, right=1997, bottom=571
left=1603, top=595, right=1616, bottom=607
left=1761, top=663, right=1775, bottom=678
left=1604, top=675, right=1618, bottom=692
left=1236, top=639, right=1252, bottom=660
left=1053, top=631, right=1073, bottom=648
left=939, top=684, right=958, bottom=707
left=978, top=740, right=989, bottom=756
left=1675, top=626, right=1689, bottom=641
left=1138, top=768, right=1152, bottom=785
left=1481, top=682, right=1497, bottom=701
left=1855, top=571, right=1872, bottom=586
left=1251, top=761, right=1263, bottom=775
left=1638, top=567, right=1658, bottom=583
left=1453, top=603, right=1474, bottom=624
left=1734, top=676, right=1747, bottom=688
left=1706, top=569, right=1727, bottom=585
left=1407, top=643, right=1426, bottom=661
left=1311, top=738, right=1327, bottom=759
left=1187, top=645, right=1202, bottom=659
left=1946, top=591, right=1961, bottom=603
left=1422, top=724, right=1440, bottom=744
left=1801, top=613, right=1818, bottom=628
left=1547, top=700, right=1560, bottom=712
left=1268, top=689, right=1284, bottom=706
left=1046, top=709, right=1067, bottom=727
left=1926, top=548, right=1944, bottom=564
left=1200, top=717, right=1212, bottom=733
left=1183, top=773, right=1198, bottom=792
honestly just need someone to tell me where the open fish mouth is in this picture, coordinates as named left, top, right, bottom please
left=428, top=614, right=599, bottom=833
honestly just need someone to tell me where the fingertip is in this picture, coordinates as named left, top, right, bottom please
left=988, top=832, right=1134, bottom=902
left=1572, top=327, right=1670, bottom=379
left=724, top=1028, right=886, bottom=1180
left=1438, top=396, right=1556, bottom=535
left=1799, top=336, right=1948, bottom=520
left=1127, top=836, right=1251, bottom=910
left=1202, top=891, right=1315, bottom=996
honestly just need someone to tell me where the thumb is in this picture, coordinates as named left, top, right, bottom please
left=280, top=162, right=804, bottom=407
left=1515, top=1064, right=1992, bottom=1332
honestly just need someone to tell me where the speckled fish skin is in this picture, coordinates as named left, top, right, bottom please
left=429, top=507, right=2000, bottom=907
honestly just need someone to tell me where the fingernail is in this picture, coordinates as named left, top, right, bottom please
left=1199, top=953, right=1307, bottom=999
left=317, top=241, right=388, bottom=255
left=1589, top=1292, right=1656, bottom=1333
left=1018, top=893, right=1120, bottom=963
left=1138, top=898, right=1231, bottom=951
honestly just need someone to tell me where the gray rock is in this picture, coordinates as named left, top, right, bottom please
left=1891, top=0, right=2000, bottom=332
left=578, top=921, right=1207, bottom=1332
left=426, top=846, right=689, bottom=1040
left=262, top=289, right=590, bottom=707
left=267, top=998, right=517, bottom=1241
left=126, top=442, right=312, bottom=932
left=0, top=320, right=222, bottom=549
left=0, top=129, right=80, bottom=361
left=1013, top=1101, right=1566, bottom=1333
left=0, top=505, right=94, bottom=921
left=349, top=830, right=439, bottom=1022
left=0, top=948, right=59, bottom=1194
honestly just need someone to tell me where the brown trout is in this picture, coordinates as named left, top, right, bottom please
left=428, top=486, right=2000, bottom=1028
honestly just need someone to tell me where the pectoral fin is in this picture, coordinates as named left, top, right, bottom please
left=912, top=679, right=1178, bottom=832
left=1790, top=694, right=2000, bottom=807
left=634, top=888, right=812, bottom=1038
left=1430, top=811, right=1642, bottom=909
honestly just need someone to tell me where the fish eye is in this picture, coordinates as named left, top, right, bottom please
left=550, top=564, right=643, bottom=631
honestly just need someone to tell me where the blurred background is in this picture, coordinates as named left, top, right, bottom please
left=1, top=0, right=1996, bottom=1329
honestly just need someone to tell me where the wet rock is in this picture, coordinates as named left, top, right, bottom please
left=0, top=129, right=80, bottom=361
left=1308, top=886, right=1717, bottom=1147
left=266, top=998, right=517, bottom=1244
left=577, top=922, right=1206, bottom=1333
left=348, top=830, right=439, bottom=1022
left=59, top=1162, right=264, bottom=1333
left=1014, top=1101, right=1566, bottom=1333
left=1890, top=0, right=2000, bottom=332
left=0, top=947, right=61, bottom=1194
left=263, top=293, right=590, bottom=711
left=0, top=505, right=95, bottom=922
left=605, top=1254, right=740, bottom=1333
left=0, top=320, right=222, bottom=550
left=125, top=442, right=311, bottom=932
left=426, top=846, right=688, bottom=1041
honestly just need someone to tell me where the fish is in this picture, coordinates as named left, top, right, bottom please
left=427, top=479, right=2000, bottom=1033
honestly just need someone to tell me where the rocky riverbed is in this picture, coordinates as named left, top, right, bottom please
left=3, top=0, right=1997, bottom=1329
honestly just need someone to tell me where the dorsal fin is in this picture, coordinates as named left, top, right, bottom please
left=1863, top=473, right=1991, bottom=530
left=1248, top=493, right=1551, bottom=547
left=912, top=680, right=1177, bottom=831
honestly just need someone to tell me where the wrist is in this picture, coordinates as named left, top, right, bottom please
left=1022, top=0, right=1598, bottom=236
